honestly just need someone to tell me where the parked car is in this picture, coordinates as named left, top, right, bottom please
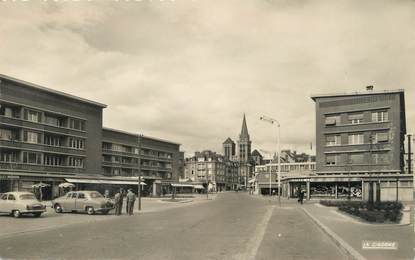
left=0, top=192, right=46, bottom=218
left=52, top=191, right=114, bottom=215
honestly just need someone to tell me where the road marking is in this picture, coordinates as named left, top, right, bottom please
left=244, top=205, right=275, bottom=260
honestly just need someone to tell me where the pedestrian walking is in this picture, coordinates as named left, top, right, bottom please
left=126, top=189, right=136, bottom=215
left=119, top=188, right=125, bottom=215
left=299, top=189, right=305, bottom=205
left=114, top=189, right=121, bottom=216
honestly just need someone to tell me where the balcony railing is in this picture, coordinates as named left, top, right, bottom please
left=0, top=140, right=86, bottom=156
left=0, top=162, right=85, bottom=173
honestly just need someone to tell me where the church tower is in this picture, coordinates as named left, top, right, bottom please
left=237, top=114, right=251, bottom=163
left=237, top=114, right=252, bottom=186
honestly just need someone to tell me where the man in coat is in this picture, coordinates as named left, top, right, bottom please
left=126, top=189, right=136, bottom=215
left=114, top=189, right=121, bottom=216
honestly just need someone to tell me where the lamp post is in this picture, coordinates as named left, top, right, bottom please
left=260, top=115, right=281, bottom=206
left=137, top=134, right=143, bottom=211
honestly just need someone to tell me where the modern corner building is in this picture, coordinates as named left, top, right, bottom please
left=282, top=87, right=411, bottom=201
left=0, top=74, right=183, bottom=198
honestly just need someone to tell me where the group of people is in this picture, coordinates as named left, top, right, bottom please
left=114, top=188, right=137, bottom=216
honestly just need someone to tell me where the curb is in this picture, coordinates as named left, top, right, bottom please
left=301, top=207, right=366, bottom=260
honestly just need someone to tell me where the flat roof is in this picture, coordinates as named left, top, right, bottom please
left=0, top=74, right=107, bottom=108
left=103, top=127, right=181, bottom=146
left=311, top=89, right=404, bottom=102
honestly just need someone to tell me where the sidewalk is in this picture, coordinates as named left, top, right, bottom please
left=302, top=203, right=415, bottom=260
left=0, top=194, right=217, bottom=238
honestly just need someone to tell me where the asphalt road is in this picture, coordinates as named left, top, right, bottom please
left=0, top=193, right=345, bottom=260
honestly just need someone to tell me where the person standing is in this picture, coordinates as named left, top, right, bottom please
left=299, top=189, right=305, bottom=205
left=119, top=188, right=125, bottom=215
left=126, top=189, right=136, bottom=216
left=114, top=190, right=121, bottom=216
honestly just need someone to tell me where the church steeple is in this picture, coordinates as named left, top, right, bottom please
left=239, top=113, right=250, bottom=140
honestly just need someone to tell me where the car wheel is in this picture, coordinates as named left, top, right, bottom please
left=54, top=204, right=63, bottom=213
left=13, top=210, right=21, bottom=218
left=33, top=212, right=42, bottom=218
left=86, top=207, right=95, bottom=215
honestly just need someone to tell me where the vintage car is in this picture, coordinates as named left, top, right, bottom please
left=0, top=192, right=46, bottom=218
left=52, top=191, right=114, bottom=215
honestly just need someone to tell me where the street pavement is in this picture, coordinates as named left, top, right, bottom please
left=303, top=202, right=415, bottom=260
left=0, top=192, right=345, bottom=260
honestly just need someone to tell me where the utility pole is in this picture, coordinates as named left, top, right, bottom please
left=137, top=134, right=143, bottom=211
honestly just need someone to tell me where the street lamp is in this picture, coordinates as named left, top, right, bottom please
left=260, top=115, right=281, bottom=206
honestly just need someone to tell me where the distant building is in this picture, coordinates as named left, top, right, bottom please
left=223, top=137, right=235, bottom=161
left=251, top=149, right=263, bottom=166
left=184, top=150, right=228, bottom=191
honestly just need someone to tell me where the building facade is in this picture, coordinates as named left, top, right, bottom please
left=184, top=150, right=239, bottom=191
left=0, top=74, right=184, bottom=198
left=0, top=74, right=105, bottom=199
left=237, top=114, right=252, bottom=187
left=281, top=87, right=411, bottom=201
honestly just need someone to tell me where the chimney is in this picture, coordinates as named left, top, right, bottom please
left=366, top=85, right=374, bottom=91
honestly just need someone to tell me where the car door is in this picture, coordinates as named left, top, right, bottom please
left=75, top=192, right=87, bottom=211
left=61, top=192, right=76, bottom=212
left=0, top=194, right=8, bottom=213
left=7, top=194, right=17, bottom=212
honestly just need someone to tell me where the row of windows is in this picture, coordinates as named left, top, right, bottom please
left=0, top=105, right=86, bottom=131
left=325, top=132, right=389, bottom=146
left=325, top=152, right=390, bottom=165
left=21, top=151, right=84, bottom=168
left=0, top=129, right=86, bottom=150
left=325, top=110, right=389, bottom=126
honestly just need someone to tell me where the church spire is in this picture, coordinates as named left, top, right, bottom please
left=240, top=113, right=250, bottom=140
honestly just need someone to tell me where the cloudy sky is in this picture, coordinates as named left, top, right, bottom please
left=0, top=0, right=414, bottom=157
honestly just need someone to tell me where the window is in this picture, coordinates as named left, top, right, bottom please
left=326, top=135, right=341, bottom=146
left=71, top=193, right=77, bottom=199
left=325, top=115, right=340, bottom=126
left=69, top=118, right=85, bottom=131
left=24, top=109, right=42, bottom=123
left=371, top=132, right=389, bottom=143
left=348, top=113, right=363, bottom=124
left=348, top=134, right=364, bottom=145
left=348, top=153, right=365, bottom=164
left=372, top=111, right=388, bottom=122
left=68, top=156, right=84, bottom=168
left=0, top=129, right=12, bottom=141
left=372, top=152, right=389, bottom=164
left=326, top=155, right=338, bottom=165
left=66, top=193, right=73, bottom=198
left=45, top=115, right=62, bottom=127
left=44, top=135, right=61, bottom=147
left=44, top=154, right=63, bottom=166
left=23, top=152, right=42, bottom=164
left=23, top=131, right=40, bottom=144
left=8, top=194, right=16, bottom=200
left=78, top=193, right=85, bottom=199
left=68, top=137, right=85, bottom=150
left=1, top=194, right=7, bottom=200
left=0, top=151, right=17, bottom=162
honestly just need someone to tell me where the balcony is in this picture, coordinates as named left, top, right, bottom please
left=0, top=116, right=87, bottom=137
left=0, top=140, right=86, bottom=156
left=0, top=162, right=84, bottom=174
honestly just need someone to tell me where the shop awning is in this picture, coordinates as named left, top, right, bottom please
left=65, top=178, right=146, bottom=185
left=193, top=185, right=205, bottom=189
left=171, top=183, right=194, bottom=188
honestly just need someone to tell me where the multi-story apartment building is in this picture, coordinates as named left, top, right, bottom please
left=282, top=87, right=411, bottom=201
left=184, top=150, right=234, bottom=191
left=0, top=74, right=105, bottom=199
left=102, top=127, right=183, bottom=196
left=0, top=74, right=184, bottom=198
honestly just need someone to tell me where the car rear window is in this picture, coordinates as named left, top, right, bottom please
left=20, top=194, right=36, bottom=200
left=89, top=192, right=103, bottom=198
